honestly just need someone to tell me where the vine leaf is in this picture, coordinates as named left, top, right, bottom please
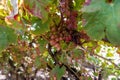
left=38, top=38, right=48, bottom=53
left=23, top=0, right=50, bottom=22
left=35, top=56, right=41, bottom=67
left=82, top=0, right=120, bottom=45
left=74, top=0, right=84, bottom=10
left=30, top=19, right=50, bottom=35
left=51, top=65, right=66, bottom=80
left=0, top=26, right=17, bottom=51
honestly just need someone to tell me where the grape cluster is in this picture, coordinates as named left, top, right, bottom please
left=49, top=26, right=72, bottom=51
left=59, top=0, right=70, bottom=16
left=66, top=11, right=78, bottom=29
left=59, top=0, right=78, bottom=30
left=49, top=0, right=81, bottom=51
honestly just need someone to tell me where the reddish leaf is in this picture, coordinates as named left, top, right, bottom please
left=23, top=0, right=49, bottom=21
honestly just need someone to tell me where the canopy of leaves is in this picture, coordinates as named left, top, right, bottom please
left=0, top=0, right=120, bottom=80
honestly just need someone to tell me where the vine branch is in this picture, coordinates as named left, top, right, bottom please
left=47, top=43, right=80, bottom=79
left=79, top=46, right=120, bottom=70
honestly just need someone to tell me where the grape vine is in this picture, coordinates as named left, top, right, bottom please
left=0, top=0, right=120, bottom=80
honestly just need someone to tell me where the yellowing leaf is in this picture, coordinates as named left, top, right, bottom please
left=106, top=52, right=114, bottom=57
left=43, top=51, right=48, bottom=57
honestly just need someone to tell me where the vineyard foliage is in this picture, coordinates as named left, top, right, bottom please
left=0, top=0, right=120, bottom=80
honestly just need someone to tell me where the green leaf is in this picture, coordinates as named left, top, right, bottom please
left=74, top=0, right=84, bottom=10
left=35, top=56, right=41, bottom=67
left=57, top=66, right=66, bottom=80
left=82, top=0, right=120, bottom=45
left=85, top=21, right=105, bottom=40
left=59, top=54, right=65, bottom=63
left=0, top=26, right=17, bottom=51
left=73, top=48, right=83, bottom=58
left=31, top=19, right=50, bottom=35
left=83, top=11, right=106, bottom=40
left=8, top=20, right=25, bottom=30
left=88, top=56, right=99, bottom=64
left=38, top=38, right=48, bottom=53
left=106, top=22, right=120, bottom=45
left=51, top=65, right=66, bottom=80
left=88, top=77, right=93, bottom=80
left=60, top=41, right=68, bottom=50
left=111, top=78, right=117, bottom=80
left=0, top=52, right=3, bottom=57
